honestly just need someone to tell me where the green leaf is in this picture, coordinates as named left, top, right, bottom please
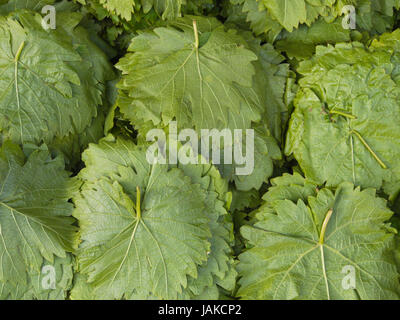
left=262, top=0, right=308, bottom=32
left=233, top=0, right=342, bottom=35
left=230, top=188, right=260, bottom=213
left=174, top=162, right=236, bottom=298
left=98, top=0, right=137, bottom=21
left=76, top=175, right=211, bottom=300
left=285, top=35, right=400, bottom=198
left=0, top=141, right=78, bottom=286
left=0, top=255, right=74, bottom=300
left=357, top=0, right=400, bottom=34
left=151, top=0, right=184, bottom=20
left=81, top=0, right=215, bottom=25
left=238, top=0, right=282, bottom=40
left=238, top=178, right=400, bottom=300
left=275, top=18, right=352, bottom=60
left=0, top=11, right=114, bottom=146
left=116, top=19, right=285, bottom=191
left=0, top=0, right=55, bottom=14
left=232, top=0, right=400, bottom=56
left=116, top=16, right=261, bottom=133
left=218, top=121, right=281, bottom=191
left=244, top=37, right=289, bottom=142
left=73, top=135, right=235, bottom=299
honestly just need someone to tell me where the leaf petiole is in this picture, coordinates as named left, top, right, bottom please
left=15, top=41, right=25, bottom=62
left=351, top=130, right=387, bottom=169
left=319, top=209, right=333, bottom=245
left=329, top=110, right=356, bottom=119
left=193, top=20, right=199, bottom=49
left=136, top=186, right=141, bottom=220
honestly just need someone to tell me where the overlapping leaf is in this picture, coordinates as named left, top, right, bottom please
left=77, top=0, right=215, bottom=22
left=72, top=135, right=235, bottom=299
left=116, top=18, right=287, bottom=191
left=0, top=141, right=78, bottom=288
left=0, top=10, right=114, bottom=149
left=0, top=0, right=56, bottom=14
left=286, top=32, right=400, bottom=198
left=230, top=0, right=400, bottom=59
left=238, top=174, right=400, bottom=299
left=232, top=0, right=348, bottom=34
left=0, top=255, right=74, bottom=300
left=116, top=16, right=261, bottom=132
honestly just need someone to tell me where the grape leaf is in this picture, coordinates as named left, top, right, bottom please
left=0, top=11, right=114, bottom=146
left=0, top=141, right=78, bottom=286
left=0, top=255, right=74, bottom=300
left=116, top=16, right=262, bottom=133
left=238, top=177, right=400, bottom=300
left=73, top=135, right=235, bottom=299
left=285, top=34, right=400, bottom=199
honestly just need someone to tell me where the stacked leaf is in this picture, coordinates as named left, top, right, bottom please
left=286, top=30, right=400, bottom=199
left=0, top=0, right=399, bottom=301
left=237, top=173, right=400, bottom=299
left=0, top=8, right=115, bottom=165
left=75, top=0, right=217, bottom=48
left=71, top=135, right=236, bottom=299
left=0, top=0, right=56, bottom=13
left=228, top=0, right=400, bottom=59
left=78, top=0, right=216, bottom=21
left=0, top=142, right=78, bottom=299
left=232, top=0, right=347, bottom=35
left=114, top=16, right=288, bottom=191
left=0, top=256, right=74, bottom=300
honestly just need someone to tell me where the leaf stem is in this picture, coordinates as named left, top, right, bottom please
left=329, top=110, right=356, bottom=119
left=351, top=130, right=387, bottom=169
left=136, top=186, right=141, bottom=220
left=14, top=41, right=25, bottom=144
left=15, top=41, right=25, bottom=62
left=193, top=20, right=199, bottom=49
left=350, top=134, right=356, bottom=184
left=319, top=209, right=333, bottom=245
